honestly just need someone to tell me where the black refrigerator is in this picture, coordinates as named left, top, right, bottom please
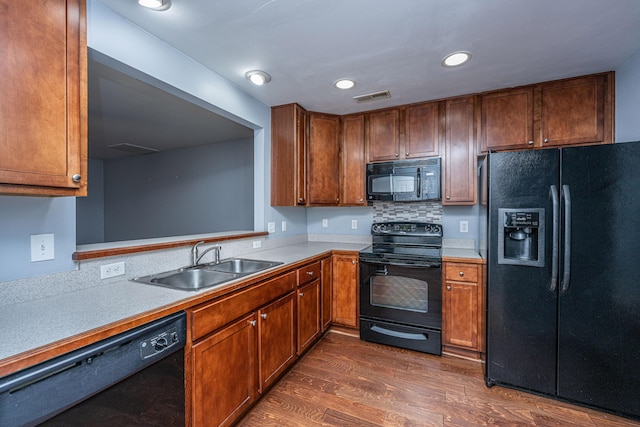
left=486, top=142, right=640, bottom=420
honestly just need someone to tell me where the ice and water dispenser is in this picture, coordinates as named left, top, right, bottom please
left=497, top=208, right=545, bottom=267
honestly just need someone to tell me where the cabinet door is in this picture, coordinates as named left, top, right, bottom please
left=308, top=113, right=341, bottom=205
left=480, top=87, right=534, bottom=152
left=258, top=292, right=296, bottom=393
left=540, top=74, right=611, bottom=147
left=332, top=253, right=359, bottom=328
left=404, top=101, right=442, bottom=158
left=271, top=103, right=306, bottom=206
left=443, top=96, right=477, bottom=205
left=443, top=281, right=479, bottom=350
left=0, top=0, right=87, bottom=196
left=341, top=114, right=366, bottom=205
left=367, top=109, right=400, bottom=162
left=297, top=279, right=321, bottom=354
left=321, top=257, right=333, bottom=332
left=191, top=314, right=257, bottom=427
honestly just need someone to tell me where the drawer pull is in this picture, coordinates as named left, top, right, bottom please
left=459, top=271, right=464, bottom=277
left=249, top=320, right=257, bottom=327
left=307, top=271, right=314, bottom=276
left=261, top=313, right=268, bottom=320
left=299, top=292, right=305, bottom=297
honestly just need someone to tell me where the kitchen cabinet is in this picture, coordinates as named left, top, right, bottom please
left=271, top=103, right=307, bottom=206
left=257, top=292, right=296, bottom=392
left=341, top=114, right=366, bottom=205
left=479, top=72, right=613, bottom=153
left=321, top=256, right=333, bottom=332
left=307, top=112, right=341, bottom=205
left=442, top=261, right=485, bottom=359
left=191, top=314, right=257, bottom=427
left=366, top=109, right=401, bottom=162
left=332, top=252, right=359, bottom=328
left=404, top=101, right=443, bottom=158
left=443, top=96, right=477, bottom=205
left=0, top=0, right=87, bottom=196
left=539, top=73, right=612, bottom=147
left=480, top=87, right=535, bottom=152
left=296, top=262, right=321, bottom=354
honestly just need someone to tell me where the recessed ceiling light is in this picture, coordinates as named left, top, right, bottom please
left=442, top=51, right=472, bottom=68
left=334, top=79, right=356, bottom=90
left=138, top=0, right=171, bottom=11
left=245, top=70, right=272, bottom=86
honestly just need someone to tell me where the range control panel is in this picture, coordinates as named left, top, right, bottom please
left=371, top=222, right=442, bottom=236
left=140, top=326, right=180, bottom=359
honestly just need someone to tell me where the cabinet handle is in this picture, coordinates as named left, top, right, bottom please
left=72, top=174, right=81, bottom=183
left=307, top=271, right=314, bottom=276
left=528, top=140, right=534, bottom=145
left=405, top=152, right=410, bottom=156
left=261, top=313, right=268, bottom=319
left=299, top=292, right=305, bottom=297
left=544, top=138, right=550, bottom=143
left=395, top=153, right=399, bottom=157
left=359, top=198, right=364, bottom=202
left=446, top=196, right=451, bottom=200
left=249, top=320, right=257, bottom=327
left=352, top=260, right=356, bottom=265
left=459, top=271, right=464, bottom=277
left=298, top=198, right=305, bottom=203
left=336, top=198, right=340, bottom=202
left=447, top=285, right=452, bottom=291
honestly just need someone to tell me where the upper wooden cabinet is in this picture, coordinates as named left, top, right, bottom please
left=0, top=0, right=87, bottom=196
left=404, top=101, right=443, bottom=158
left=366, top=109, right=401, bottom=162
left=479, top=72, right=613, bottom=153
left=443, top=96, right=477, bottom=206
left=480, top=87, right=534, bottom=152
left=271, top=103, right=307, bottom=206
left=540, top=73, right=612, bottom=147
left=307, top=112, right=341, bottom=205
left=341, top=114, right=366, bottom=206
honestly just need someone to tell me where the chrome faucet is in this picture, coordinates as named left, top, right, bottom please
left=191, top=241, right=221, bottom=266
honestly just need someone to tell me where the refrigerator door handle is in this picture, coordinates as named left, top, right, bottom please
left=550, top=185, right=559, bottom=292
left=561, top=185, right=572, bottom=292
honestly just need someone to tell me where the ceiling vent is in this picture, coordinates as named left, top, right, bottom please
left=353, top=90, right=391, bottom=103
left=108, top=143, right=159, bottom=155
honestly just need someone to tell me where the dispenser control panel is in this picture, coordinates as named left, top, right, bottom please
left=504, top=212, right=540, bottom=228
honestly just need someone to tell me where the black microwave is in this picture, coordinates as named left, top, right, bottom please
left=366, top=158, right=441, bottom=202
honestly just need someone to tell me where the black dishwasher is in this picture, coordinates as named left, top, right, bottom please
left=0, top=311, right=186, bottom=427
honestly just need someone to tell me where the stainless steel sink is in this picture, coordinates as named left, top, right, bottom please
left=209, top=258, right=282, bottom=274
left=132, top=258, right=282, bottom=291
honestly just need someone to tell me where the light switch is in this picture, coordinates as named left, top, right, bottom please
left=31, top=233, right=55, bottom=262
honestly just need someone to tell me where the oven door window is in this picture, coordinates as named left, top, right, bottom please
left=370, top=275, right=428, bottom=313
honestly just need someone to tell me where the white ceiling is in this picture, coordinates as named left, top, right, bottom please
left=91, top=0, right=640, bottom=157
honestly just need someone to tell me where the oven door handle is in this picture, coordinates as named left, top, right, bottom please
left=371, top=325, right=429, bottom=341
left=365, top=260, right=441, bottom=269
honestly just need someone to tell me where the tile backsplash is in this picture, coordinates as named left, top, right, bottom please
left=372, top=201, right=443, bottom=223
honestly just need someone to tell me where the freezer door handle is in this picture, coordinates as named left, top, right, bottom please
left=561, top=185, right=572, bottom=292
left=550, top=185, right=559, bottom=292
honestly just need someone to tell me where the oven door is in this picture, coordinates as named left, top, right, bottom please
left=359, top=258, right=442, bottom=330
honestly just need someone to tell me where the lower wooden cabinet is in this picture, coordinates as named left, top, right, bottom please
left=258, top=293, right=296, bottom=392
left=332, top=253, right=359, bottom=328
left=321, top=256, right=333, bottom=331
left=190, top=313, right=257, bottom=427
left=296, top=279, right=321, bottom=354
left=442, top=261, right=485, bottom=359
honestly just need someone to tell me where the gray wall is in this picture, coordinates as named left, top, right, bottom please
left=97, top=139, right=253, bottom=242
left=76, top=158, right=105, bottom=244
left=616, top=49, right=640, bottom=143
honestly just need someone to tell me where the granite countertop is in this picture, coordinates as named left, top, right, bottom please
left=0, top=242, right=367, bottom=376
left=442, top=247, right=483, bottom=260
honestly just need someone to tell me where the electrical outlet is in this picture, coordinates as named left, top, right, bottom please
left=351, top=219, right=358, bottom=229
left=267, top=222, right=276, bottom=233
left=30, top=233, right=54, bottom=262
left=281, top=221, right=287, bottom=232
left=253, top=240, right=262, bottom=249
left=460, top=220, right=469, bottom=233
left=322, top=218, right=328, bottom=228
left=101, top=261, right=126, bottom=279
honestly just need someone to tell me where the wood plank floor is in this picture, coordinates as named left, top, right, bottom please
left=238, top=330, right=640, bottom=427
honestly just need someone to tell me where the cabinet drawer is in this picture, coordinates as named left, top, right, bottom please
left=297, top=261, right=321, bottom=286
left=190, top=271, right=296, bottom=341
left=445, top=263, right=478, bottom=283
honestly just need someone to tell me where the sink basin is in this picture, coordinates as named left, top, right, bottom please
left=132, top=258, right=282, bottom=291
left=209, top=258, right=282, bottom=274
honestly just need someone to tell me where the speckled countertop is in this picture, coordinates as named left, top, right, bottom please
left=0, top=242, right=367, bottom=375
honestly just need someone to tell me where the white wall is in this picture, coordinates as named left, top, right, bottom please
left=616, top=48, right=640, bottom=142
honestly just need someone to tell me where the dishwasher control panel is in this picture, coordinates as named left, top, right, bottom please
left=140, top=326, right=180, bottom=359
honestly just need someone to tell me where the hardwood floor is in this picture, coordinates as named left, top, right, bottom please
left=238, top=330, right=639, bottom=427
